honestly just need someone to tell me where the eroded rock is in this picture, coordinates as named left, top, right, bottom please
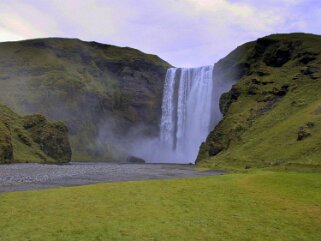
left=0, top=121, right=13, bottom=163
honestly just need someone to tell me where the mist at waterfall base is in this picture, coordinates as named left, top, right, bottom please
left=128, top=65, right=233, bottom=164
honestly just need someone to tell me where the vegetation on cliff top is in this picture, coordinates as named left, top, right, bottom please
left=0, top=38, right=171, bottom=161
left=197, top=33, right=321, bottom=170
left=0, top=103, right=71, bottom=163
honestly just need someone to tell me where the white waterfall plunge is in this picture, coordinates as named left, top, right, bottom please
left=159, top=66, right=220, bottom=164
left=129, top=65, right=232, bottom=164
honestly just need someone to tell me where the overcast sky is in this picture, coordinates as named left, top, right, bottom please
left=0, top=0, right=320, bottom=67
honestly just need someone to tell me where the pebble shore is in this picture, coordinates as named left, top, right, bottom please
left=0, top=162, right=224, bottom=192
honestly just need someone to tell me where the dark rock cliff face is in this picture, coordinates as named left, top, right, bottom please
left=0, top=104, right=71, bottom=164
left=0, top=38, right=171, bottom=161
left=22, top=114, right=72, bottom=163
left=197, top=33, right=321, bottom=169
left=0, top=121, right=13, bottom=163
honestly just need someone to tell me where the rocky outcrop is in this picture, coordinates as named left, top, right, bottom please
left=0, top=121, right=13, bottom=163
left=22, top=114, right=72, bottom=163
left=0, top=38, right=171, bottom=161
left=197, top=33, right=321, bottom=169
left=0, top=104, right=71, bottom=163
left=297, top=122, right=314, bottom=141
left=126, top=155, right=146, bottom=164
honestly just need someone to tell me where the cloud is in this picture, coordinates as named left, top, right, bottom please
left=0, top=28, right=24, bottom=42
left=0, top=0, right=320, bottom=66
left=0, top=1, right=61, bottom=39
left=49, top=0, right=120, bottom=39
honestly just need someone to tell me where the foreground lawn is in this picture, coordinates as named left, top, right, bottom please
left=0, top=171, right=320, bottom=241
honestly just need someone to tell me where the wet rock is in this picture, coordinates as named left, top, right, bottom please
left=197, top=130, right=230, bottom=161
left=126, top=155, right=146, bottom=164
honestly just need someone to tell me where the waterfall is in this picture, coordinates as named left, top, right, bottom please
left=128, top=65, right=232, bottom=164
left=159, top=66, right=219, bottom=163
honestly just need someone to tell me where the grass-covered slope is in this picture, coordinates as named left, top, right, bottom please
left=0, top=38, right=171, bottom=161
left=0, top=104, right=71, bottom=163
left=197, top=33, right=321, bottom=170
left=0, top=171, right=320, bottom=240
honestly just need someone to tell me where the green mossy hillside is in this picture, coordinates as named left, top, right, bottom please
left=197, top=33, right=321, bottom=170
left=0, top=104, right=71, bottom=163
left=0, top=38, right=171, bottom=161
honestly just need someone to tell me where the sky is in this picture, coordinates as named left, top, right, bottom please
left=0, top=0, right=320, bottom=67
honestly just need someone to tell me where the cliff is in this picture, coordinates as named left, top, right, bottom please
left=197, top=33, right=321, bottom=170
left=0, top=104, right=71, bottom=163
left=0, top=38, right=171, bottom=161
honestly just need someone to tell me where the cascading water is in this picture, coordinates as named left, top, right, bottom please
left=159, top=66, right=223, bottom=163
left=129, top=65, right=232, bottom=164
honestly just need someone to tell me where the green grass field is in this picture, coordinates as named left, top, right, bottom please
left=0, top=171, right=320, bottom=241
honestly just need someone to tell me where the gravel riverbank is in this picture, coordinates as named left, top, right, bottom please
left=0, top=162, right=224, bottom=192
